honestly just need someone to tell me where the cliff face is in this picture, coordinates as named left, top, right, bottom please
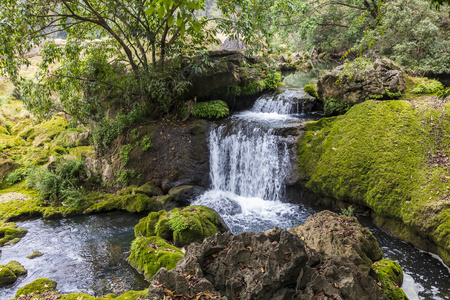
left=296, top=99, right=450, bottom=267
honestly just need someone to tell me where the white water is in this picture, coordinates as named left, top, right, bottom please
left=194, top=88, right=319, bottom=233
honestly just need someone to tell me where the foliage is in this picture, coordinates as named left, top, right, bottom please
left=27, top=159, right=87, bottom=207
left=120, top=144, right=133, bottom=165
left=5, top=167, right=28, bottom=186
left=385, top=89, right=401, bottom=99
left=131, top=129, right=139, bottom=141
left=192, top=100, right=229, bottom=120
left=324, top=98, right=352, bottom=117
left=114, top=169, right=139, bottom=186
left=411, top=79, right=444, bottom=94
left=340, top=205, right=355, bottom=217
left=168, top=210, right=189, bottom=234
left=141, top=137, right=153, bottom=152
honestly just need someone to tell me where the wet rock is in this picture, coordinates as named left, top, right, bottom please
left=0, top=222, right=28, bottom=245
left=134, top=206, right=228, bottom=247
left=168, top=185, right=205, bottom=206
left=0, top=266, right=17, bottom=287
left=149, top=228, right=387, bottom=300
left=290, top=210, right=383, bottom=274
left=135, top=181, right=163, bottom=197
left=5, top=261, right=27, bottom=276
left=27, top=251, right=44, bottom=259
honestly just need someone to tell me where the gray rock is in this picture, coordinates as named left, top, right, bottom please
left=148, top=227, right=388, bottom=300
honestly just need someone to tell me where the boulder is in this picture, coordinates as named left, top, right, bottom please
left=5, top=261, right=27, bottom=276
left=134, top=205, right=228, bottom=247
left=317, top=58, right=405, bottom=116
left=290, top=210, right=383, bottom=274
left=27, top=251, right=44, bottom=259
left=15, top=278, right=57, bottom=298
left=168, top=185, right=205, bottom=206
left=0, top=266, right=17, bottom=287
left=187, top=50, right=258, bottom=100
left=371, top=259, right=408, bottom=300
left=148, top=228, right=388, bottom=300
left=221, top=37, right=247, bottom=52
left=135, top=181, right=163, bottom=197
left=128, top=236, right=184, bottom=280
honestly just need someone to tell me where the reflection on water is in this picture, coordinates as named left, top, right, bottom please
left=0, top=212, right=147, bottom=299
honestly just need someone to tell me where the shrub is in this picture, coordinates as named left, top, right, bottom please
left=5, top=167, right=28, bottom=186
left=27, top=159, right=87, bottom=207
left=192, top=100, right=229, bottom=120
left=141, top=137, right=153, bottom=151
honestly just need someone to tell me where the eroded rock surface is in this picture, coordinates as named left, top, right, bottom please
left=290, top=210, right=383, bottom=274
left=148, top=228, right=388, bottom=300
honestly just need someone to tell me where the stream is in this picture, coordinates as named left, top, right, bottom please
left=0, top=80, right=449, bottom=299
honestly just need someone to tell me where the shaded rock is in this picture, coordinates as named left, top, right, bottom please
left=134, top=205, right=228, bottom=247
left=27, top=251, right=44, bottom=259
left=0, top=266, right=17, bottom=287
left=221, top=37, right=247, bottom=52
left=168, top=185, right=205, bottom=206
left=5, top=261, right=27, bottom=276
left=15, top=278, right=57, bottom=298
left=135, top=181, right=163, bottom=197
left=290, top=210, right=383, bottom=274
left=149, top=228, right=387, bottom=300
left=157, top=194, right=178, bottom=211
left=317, top=58, right=405, bottom=116
left=128, top=236, right=184, bottom=280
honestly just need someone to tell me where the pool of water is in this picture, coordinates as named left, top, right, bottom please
left=0, top=212, right=148, bottom=299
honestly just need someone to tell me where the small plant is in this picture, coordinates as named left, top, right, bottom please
left=168, top=211, right=189, bottom=234
left=5, top=167, right=28, bottom=186
left=141, top=137, right=153, bottom=151
left=385, top=89, right=401, bottom=99
left=411, top=79, right=443, bottom=95
left=340, top=205, right=355, bottom=217
left=114, top=169, right=139, bottom=186
left=131, top=128, right=140, bottom=141
left=120, top=144, right=133, bottom=165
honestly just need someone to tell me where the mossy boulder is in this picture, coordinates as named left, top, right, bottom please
left=15, top=278, right=57, bottom=297
left=0, top=266, right=17, bottom=287
left=297, top=100, right=450, bottom=267
left=127, top=236, right=183, bottom=280
left=372, top=259, right=408, bottom=300
left=27, top=250, right=44, bottom=259
left=135, top=181, right=163, bottom=197
left=6, top=260, right=27, bottom=276
left=0, top=222, right=28, bottom=245
left=134, top=205, right=228, bottom=247
left=88, top=192, right=162, bottom=213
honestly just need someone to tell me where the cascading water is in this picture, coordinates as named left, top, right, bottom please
left=194, top=88, right=320, bottom=233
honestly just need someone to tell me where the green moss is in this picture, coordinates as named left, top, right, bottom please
left=15, top=278, right=57, bottom=297
left=5, top=260, right=27, bottom=276
left=56, top=290, right=148, bottom=300
left=298, top=100, right=450, bottom=266
left=304, top=84, right=321, bottom=100
left=0, top=222, right=27, bottom=245
left=411, top=78, right=443, bottom=95
left=372, top=259, right=407, bottom=300
left=127, top=236, right=183, bottom=280
left=401, top=75, right=444, bottom=100
left=135, top=205, right=225, bottom=247
left=86, top=192, right=161, bottom=214
left=27, top=250, right=44, bottom=259
left=0, top=266, right=17, bottom=287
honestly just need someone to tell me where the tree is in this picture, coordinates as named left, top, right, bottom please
left=0, top=0, right=274, bottom=127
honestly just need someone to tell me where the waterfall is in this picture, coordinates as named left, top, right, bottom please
left=194, top=88, right=318, bottom=233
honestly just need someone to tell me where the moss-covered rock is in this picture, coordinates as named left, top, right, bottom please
left=15, top=278, right=57, bottom=297
left=297, top=99, right=450, bottom=267
left=134, top=181, right=163, bottom=197
left=5, top=260, right=27, bottom=276
left=127, top=236, right=183, bottom=280
left=88, top=193, right=162, bottom=213
left=135, top=205, right=228, bottom=247
left=12, top=289, right=148, bottom=300
left=168, top=185, right=205, bottom=206
left=27, top=250, right=44, bottom=259
left=0, top=266, right=17, bottom=287
left=0, top=222, right=27, bottom=245
left=372, top=259, right=408, bottom=300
